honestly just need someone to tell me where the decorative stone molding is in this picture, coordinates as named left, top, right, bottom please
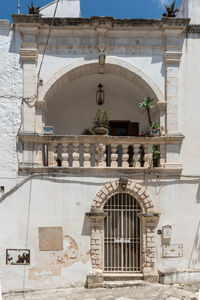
left=38, top=57, right=165, bottom=103
left=164, top=51, right=182, bottom=64
left=91, top=180, right=155, bottom=213
left=188, top=25, right=200, bottom=34
left=164, top=51, right=181, bottom=134
left=86, top=179, right=160, bottom=287
left=156, top=101, right=167, bottom=110
left=0, top=20, right=11, bottom=28
left=139, top=213, right=160, bottom=283
left=35, top=101, right=47, bottom=110
left=86, top=212, right=106, bottom=286
left=18, top=134, right=184, bottom=174
left=20, top=48, right=38, bottom=62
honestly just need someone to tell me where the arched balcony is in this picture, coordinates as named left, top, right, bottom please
left=18, top=60, right=184, bottom=173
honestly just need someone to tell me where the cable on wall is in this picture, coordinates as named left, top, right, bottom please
left=37, top=0, right=60, bottom=84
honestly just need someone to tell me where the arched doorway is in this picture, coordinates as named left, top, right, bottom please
left=104, top=193, right=142, bottom=273
left=86, top=179, right=160, bottom=288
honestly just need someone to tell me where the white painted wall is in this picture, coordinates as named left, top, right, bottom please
left=179, top=33, right=200, bottom=175
left=40, top=0, right=81, bottom=18
left=1, top=11, right=200, bottom=292
left=178, top=0, right=200, bottom=24
left=0, top=176, right=200, bottom=292
left=0, top=21, right=22, bottom=178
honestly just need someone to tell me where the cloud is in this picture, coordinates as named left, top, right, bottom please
left=154, top=0, right=171, bottom=7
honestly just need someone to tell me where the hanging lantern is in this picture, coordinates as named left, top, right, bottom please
left=96, top=83, right=105, bottom=105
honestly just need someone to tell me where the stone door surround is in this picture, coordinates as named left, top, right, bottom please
left=86, top=179, right=160, bottom=288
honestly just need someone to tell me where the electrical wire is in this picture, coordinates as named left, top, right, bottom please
left=37, top=0, right=60, bottom=83
left=13, top=0, right=60, bottom=105
left=2, top=170, right=200, bottom=204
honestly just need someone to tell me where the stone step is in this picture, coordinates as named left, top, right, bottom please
left=103, top=273, right=144, bottom=282
left=103, top=280, right=146, bottom=288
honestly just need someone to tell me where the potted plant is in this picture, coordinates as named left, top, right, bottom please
left=28, top=2, right=40, bottom=15
left=152, top=145, right=161, bottom=167
left=151, top=121, right=160, bottom=136
left=93, top=109, right=110, bottom=135
left=163, top=1, right=179, bottom=18
left=81, top=128, right=93, bottom=135
left=139, top=97, right=153, bottom=127
left=139, top=97, right=160, bottom=136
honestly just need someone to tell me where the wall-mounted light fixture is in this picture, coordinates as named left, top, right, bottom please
left=96, top=83, right=105, bottom=105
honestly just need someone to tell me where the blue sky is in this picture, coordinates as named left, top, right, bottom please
left=1, top=0, right=182, bottom=21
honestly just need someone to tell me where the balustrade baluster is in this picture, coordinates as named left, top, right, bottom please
left=122, top=144, right=129, bottom=168
left=62, top=142, right=69, bottom=167
left=48, top=142, right=58, bottom=167
left=95, top=143, right=106, bottom=167
left=84, top=143, right=91, bottom=167
left=133, top=144, right=141, bottom=168
left=159, top=144, right=165, bottom=167
left=111, top=144, right=118, bottom=168
left=143, top=144, right=150, bottom=168
left=149, top=145, right=154, bottom=167
left=72, top=143, right=80, bottom=167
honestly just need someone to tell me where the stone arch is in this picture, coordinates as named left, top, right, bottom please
left=91, top=179, right=155, bottom=213
left=87, top=179, right=159, bottom=287
left=38, top=56, right=164, bottom=103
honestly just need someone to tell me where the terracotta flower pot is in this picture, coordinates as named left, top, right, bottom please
left=94, top=127, right=109, bottom=135
left=151, top=128, right=160, bottom=136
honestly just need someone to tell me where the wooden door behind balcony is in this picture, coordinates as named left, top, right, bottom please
left=109, top=121, right=139, bottom=137
left=107, top=121, right=139, bottom=167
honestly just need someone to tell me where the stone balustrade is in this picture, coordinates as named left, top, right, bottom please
left=18, top=134, right=184, bottom=173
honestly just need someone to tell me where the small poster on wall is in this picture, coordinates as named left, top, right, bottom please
left=6, top=249, right=30, bottom=265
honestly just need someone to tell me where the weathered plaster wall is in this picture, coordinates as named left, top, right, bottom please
left=179, top=31, right=200, bottom=175
left=0, top=21, right=22, bottom=178
left=0, top=175, right=200, bottom=292
left=1, top=14, right=200, bottom=292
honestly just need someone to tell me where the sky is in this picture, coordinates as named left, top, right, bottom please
left=0, top=0, right=182, bottom=22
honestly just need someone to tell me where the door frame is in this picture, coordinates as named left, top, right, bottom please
left=86, top=179, right=160, bottom=288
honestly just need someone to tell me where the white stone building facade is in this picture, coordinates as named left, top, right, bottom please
left=1, top=0, right=200, bottom=292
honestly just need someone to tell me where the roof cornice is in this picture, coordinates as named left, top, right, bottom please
left=12, top=14, right=190, bottom=30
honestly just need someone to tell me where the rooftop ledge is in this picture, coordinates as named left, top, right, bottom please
left=0, top=20, right=11, bottom=28
left=12, top=14, right=190, bottom=29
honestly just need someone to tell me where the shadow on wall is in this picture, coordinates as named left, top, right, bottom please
left=81, top=215, right=91, bottom=236
left=188, top=220, right=200, bottom=268
left=195, top=184, right=200, bottom=203
left=0, top=28, right=10, bottom=37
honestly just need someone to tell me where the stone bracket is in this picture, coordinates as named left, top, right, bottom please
left=164, top=51, right=182, bottom=64
left=20, top=48, right=38, bottom=62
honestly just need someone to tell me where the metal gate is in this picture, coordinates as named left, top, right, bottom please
left=104, top=193, right=141, bottom=272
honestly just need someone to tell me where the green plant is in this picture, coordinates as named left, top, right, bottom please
left=93, top=109, right=110, bottom=129
left=28, top=1, right=40, bottom=15
left=139, top=97, right=154, bottom=127
left=82, top=128, right=93, bottom=135
left=152, top=145, right=161, bottom=162
left=163, top=1, right=180, bottom=17
left=151, top=121, right=160, bottom=129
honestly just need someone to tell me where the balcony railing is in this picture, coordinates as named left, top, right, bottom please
left=18, top=134, right=184, bottom=173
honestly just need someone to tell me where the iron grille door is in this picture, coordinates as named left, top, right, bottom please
left=104, top=193, right=141, bottom=272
